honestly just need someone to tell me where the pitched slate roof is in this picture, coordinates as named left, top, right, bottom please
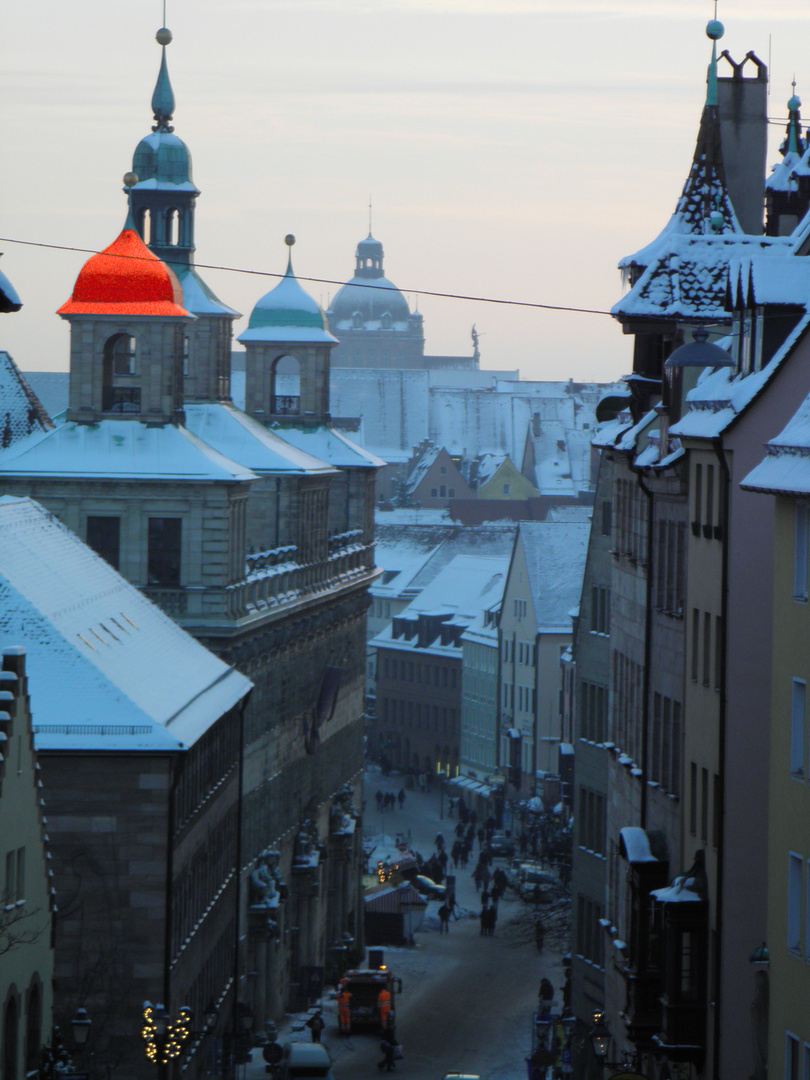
left=518, top=521, right=589, bottom=633
left=0, top=351, right=53, bottom=448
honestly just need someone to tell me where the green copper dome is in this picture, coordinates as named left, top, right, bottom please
left=239, top=244, right=337, bottom=344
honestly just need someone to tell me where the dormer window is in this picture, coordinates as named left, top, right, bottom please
left=381, top=311, right=392, bottom=329
left=352, top=311, right=363, bottom=329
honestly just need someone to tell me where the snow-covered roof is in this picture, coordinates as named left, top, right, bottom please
left=174, top=265, right=240, bottom=318
left=0, top=417, right=258, bottom=482
left=0, top=497, right=252, bottom=752
left=183, top=402, right=336, bottom=475
left=372, top=555, right=508, bottom=655
left=727, top=254, right=810, bottom=309
left=613, top=233, right=787, bottom=323
left=0, top=351, right=53, bottom=447
left=273, top=423, right=385, bottom=469
left=405, top=444, right=441, bottom=494
left=672, top=312, right=810, bottom=440
left=476, top=453, right=507, bottom=485
left=518, top=521, right=589, bottom=633
left=240, top=261, right=337, bottom=345
left=742, top=390, right=810, bottom=495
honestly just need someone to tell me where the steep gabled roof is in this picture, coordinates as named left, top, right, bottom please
left=0, top=351, right=54, bottom=448
left=517, top=521, right=589, bottom=633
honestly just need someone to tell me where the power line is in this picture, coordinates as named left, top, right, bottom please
left=0, top=235, right=613, bottom=318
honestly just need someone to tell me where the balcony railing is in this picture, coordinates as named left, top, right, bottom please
left=141, top=535, right=375, bottom=623
left=103, top=386, right=142, bottom=414
left=270, top=395, right=300, bottom=416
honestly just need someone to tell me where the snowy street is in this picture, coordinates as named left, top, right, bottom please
left=247, top=766, right=569, bottom=1080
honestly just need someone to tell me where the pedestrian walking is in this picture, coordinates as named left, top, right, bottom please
left=398, top=788, right=405, bottom=809
left=378, top=1028, right=398, bottom=1072
left=438, top=903, right=451, bottom=933
left=477, top=826, right=485, bottom=849
left=535, top=917, right=545, bottom=954
left=306, top=1010, right=325, bottom=1043
left=485, top=905, right=497, bottom=936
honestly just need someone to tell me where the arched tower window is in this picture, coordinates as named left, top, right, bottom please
left=167, top=208, right=179, bottom=247
left=102, top=333, right=140, bottom=414
left=182, top=334, right=190, bottom=377
left=138, top=208, right=151, bottom=245
left=352, top=311, right=363, bottom=329
left=271, top=355, right=300, bottom=416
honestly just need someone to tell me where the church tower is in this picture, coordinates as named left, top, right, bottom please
left=128, top=27, right=239, bottom=403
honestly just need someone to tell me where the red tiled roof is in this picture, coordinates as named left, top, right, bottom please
left=58, top=228, right=188, bottom=317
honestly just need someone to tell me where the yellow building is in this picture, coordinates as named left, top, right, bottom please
left=476, top=453, right=540, bottom=501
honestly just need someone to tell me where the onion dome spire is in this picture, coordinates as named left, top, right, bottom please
left=782, top=82, right=804, bottom=158
left=151, top=27, right=175, bottom=133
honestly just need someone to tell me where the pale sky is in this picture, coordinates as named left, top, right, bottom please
left=3, top=1, right=810, bottom=382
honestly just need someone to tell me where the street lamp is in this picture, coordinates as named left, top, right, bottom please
left=589, top=1012, right=644, bottom=1075
left=438, top=769, right=447, bottom=820
left=142, top=1001, right=193, bottom=1080
left=71, top=1008, right=92, bottom=1050
left=589, top=1012, right=611, bottom=1063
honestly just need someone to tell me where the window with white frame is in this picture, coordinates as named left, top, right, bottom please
left=789, top=852, right=803, bottom=954
left=793, top=679, right=806, bottom=779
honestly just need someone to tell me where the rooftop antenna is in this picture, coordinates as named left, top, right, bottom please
left=369, top=195, right=373, bottom=236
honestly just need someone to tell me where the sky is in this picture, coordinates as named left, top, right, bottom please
left=3, top=1, right=810, bottom=383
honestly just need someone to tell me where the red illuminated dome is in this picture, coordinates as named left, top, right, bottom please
left=58, top=227, right=188, bottom=316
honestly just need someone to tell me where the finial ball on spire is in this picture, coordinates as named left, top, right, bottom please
left=123, top=171, right=139, bottom=190
left=789, top=94, right=802, bottom=111
left=156, top=27, right=173, bottom=46
left=706, top=19, right=724, bottom=41
left=285, top=234, right=296, bottom=248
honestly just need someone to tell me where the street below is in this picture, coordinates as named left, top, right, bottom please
left=246, top=767, right=569, bottom=1080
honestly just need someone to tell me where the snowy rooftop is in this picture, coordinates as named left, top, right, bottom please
left=0, top=497, right=252, bottom=752
left=404, top=445, right=441, bottom=494
left=0, top=417, right=258, bottom=482
left=518, top=521, right=589, bottom=632
left=742, top=389, right=810, bottom=496
left=0, top=351, right=53, bottom=448
left=183, top=402, right=337, bottom=475
left=373, top=521, right=516, bottom=601
left=175, top=265, right=240, bottom=318
left=613, top=233, right=788, bottom=323
left=273, top=423, right=385, bottom=470
left=672, top=313, right=810, bottom=440
left=372, top=555, right=508, bottom=654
